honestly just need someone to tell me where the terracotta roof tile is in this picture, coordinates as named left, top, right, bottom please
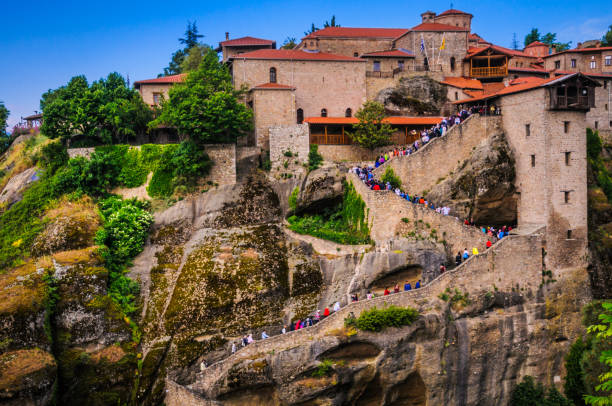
left=482, top=82, right=507, bottom=94
left=304, top=116, right=443, bottom=125
left=251, top=82, right=296, bottom=90
left=303, top=27, right=409, bottom=40
left=229, top=49, right=364, bottom=62
left=410, top=22, right=469, bottom=32
left=454, top=76, right=563, bottom=103
left=440, top=77, right=483, bottom=90
left=219, top=36, right=275, bottom=47
left=133, top=73, right=186, bottom=87
left=524, top=41, right=548, bottom=49
left=508, top=66, right=548, bottom=73
left=438, top=9, right=473, bottom=16
left=361, top=49, right=415, bottom=57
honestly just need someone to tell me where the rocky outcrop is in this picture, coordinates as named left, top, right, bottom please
left=294, top=165, right=345, bottom=215
left=426, top=132, right=517, bottom=226
left=0, top=348, right=57, bottom=406
left=0, top=167, right=39, bottom=208
left=375, top=76, right=447, bottom=116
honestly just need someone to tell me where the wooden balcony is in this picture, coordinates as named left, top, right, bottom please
left=470, top=66, right=508, bottom=78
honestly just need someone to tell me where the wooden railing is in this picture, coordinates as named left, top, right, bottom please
left=470, top=66, right=508, bottom=77
left=552, top=95, right=589, bottom=110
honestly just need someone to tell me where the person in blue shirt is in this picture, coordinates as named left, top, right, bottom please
left=404, top=281, right=412, bottom=291
left=415, top=280, right=421, bottom=289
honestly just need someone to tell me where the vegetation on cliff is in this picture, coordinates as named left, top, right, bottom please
left=345, top=305, right=419, bottom=332
left=347, top=101, right=393, bottom=150
left=287, top=181, right=370, bottom=244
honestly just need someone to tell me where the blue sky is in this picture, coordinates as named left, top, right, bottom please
left=1, top=0, right=610, bottom=128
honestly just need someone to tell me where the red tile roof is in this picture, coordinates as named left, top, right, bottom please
left=438, top=9, right=473, bottom=16
left=303, top=27, right=409, bottom=40
left=229, top=49, right=364, bottom=62
left=304, top=116, right=443, bottom=125
left=410, top=22, right=469, bottom=32
left=251, top=83, right=295, bottom=90
left=440, top=77, right=483, bottom=90
left=524, top=41, right=548, bottom=49
left=361, top=49, right=415, bottom=58
left=133, top=74, right=186, bottom=87
left=508, top=66, right=548, bottom=73
left=543, top=46, right=612, bottom=58
left=482, top=82, right=507, bottom=94
left=508, top=76, right=546, bottom=86
left=219, top=36, right=275, bottom=47
left=454, top=76, right=562, bottom=103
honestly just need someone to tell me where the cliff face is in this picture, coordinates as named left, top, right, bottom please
left=375, top=76, right=448, bottom=116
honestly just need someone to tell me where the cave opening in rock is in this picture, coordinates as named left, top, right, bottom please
left=217, top=385, right=280, bottom=406
left=386, top=371, right=427, bottom=406
left=355, top=373, right=384, bottom=406
left=368, top=265, right=423, bottom=295
left=317, top=341, right=381, bottom=362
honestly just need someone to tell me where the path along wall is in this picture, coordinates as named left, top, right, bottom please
left=187, top=228, right=543, bottom=397
left=349, top=172, right=490, bottom=255
left=375, top=114, right=503, bottom=195
left=67, top=144, right=237, bottom=186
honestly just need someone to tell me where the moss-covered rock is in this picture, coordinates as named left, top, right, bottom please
left=0, top=348, right=57, bottom=405
left=376, top=76, right=448, bottom=116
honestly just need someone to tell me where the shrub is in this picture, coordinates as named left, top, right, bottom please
left=564, top=337, right=587, bottom=406
left=311, top=359, right=334, bottom=378
left=284, top=150, right=293, bottom=157
left=381, top=166, right=401, bottom=189
left=308, top=144, right=323, bottom=171
left=119, top=148, right=148, bottom=188
left=587, top=128, right=602, bottom=161
left=38, top=140, right=68, bottom=174
left=510, top=376, right=571, bottom=406
left=354, top=305, right=419, bottom=332
left=289, top=187, right=299, bottom=211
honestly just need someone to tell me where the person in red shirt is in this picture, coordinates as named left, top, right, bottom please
left=439, top=264, right=446, bottom=274
left=323, top=307, right=330, bottom=317
left=393, top=284, right=400, bottom=293
left=373, top=184, right=380, bottom=190
left=486, top=240, right=492, bottom=248
left=383, top=288, right=390, bottom=296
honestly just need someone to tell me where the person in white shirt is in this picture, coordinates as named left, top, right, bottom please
left=261, top=331, right=269, bottom=339
left=231, top=342, right=236, bottom=353
left=333, top=301, right=341, bottom=312
left=281, top=325, right=287, bottom=334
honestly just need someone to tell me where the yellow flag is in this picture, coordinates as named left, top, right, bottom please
left=439, top=37, right=446, bottom=50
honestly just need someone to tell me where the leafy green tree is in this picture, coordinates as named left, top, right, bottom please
left=40, top=73, right=152, bottom=144
left=525, top=28, right=541, bottom=47
left=584, top=302, right=612, bottom=406
left=524, top=28, right=570, bottom=51
left=281, top=37, right=297, bottom=49
left=180, top=44, right=213, bottom=72
left=602, top=25, right=612, bottom=47
left=151, top=47, right=253, bottom=144
left=163, top=21, right=204, bottom=76
left=348, top=101, right=393, bottom=150
left=565, top=337, right=588, bottom=406
left=0, top=101, right=8, bottom=135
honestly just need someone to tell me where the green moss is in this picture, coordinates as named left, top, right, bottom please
left=291, top=262, right=322, bottom=296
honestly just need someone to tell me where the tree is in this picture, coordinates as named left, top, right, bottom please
left=181, top=44, right=213, bottom=72
left=565, top=337, right=588, bottom=406
left=584, top=301, right=612, bottom=406
left=525, top=28, right=541, bottom=47
left=304, top=23, right=318, bottom=36
left=510, top=376, right=571, bottom=406
left=347, top=101, right=393, bottom=150
left=281, top=37, right=297, bottom=49
left=162, top=21, right=205, bottom=76
left=602, top=25, right=612, bottom=47
left=151, top=47, right=253, bottom=144
left=0, top=101, right=8, bottom=135
left=40, top=73, right=152, bottom=144
left=324, top=15, right=339, bottom=28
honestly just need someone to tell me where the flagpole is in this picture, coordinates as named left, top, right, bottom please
left=421, top=33, right=429, bottom=70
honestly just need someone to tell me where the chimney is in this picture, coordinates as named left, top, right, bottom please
left=421, top=11, right=436, bottom=23
left=225, top=32, right=229, bottom=40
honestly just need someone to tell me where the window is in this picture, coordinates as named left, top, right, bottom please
left=269, top=67, right=277, bottom=83
left=606, top=56, right=611, bottom=66
left=424, top=57, right=429, bottom=70
left=590, top=60, right=596, bottom=69
left=531, top=154, right=536, bottom=167
left=398, top=60, right=405, bottom=71
left=373, top=61, right=381, bottom=72
left=595, top=121, right=599, bottom=129
left=455, top=91, right=459, bottom=101
left=310, top=41, right=314, bottom=47
left=554, top=60, right=561, bottom=69
left=296, top=108, right=303, bottom=124
left=567, top=229, right=572, bottom=239
left=606, top=104, right=609, bottom=111
left=152, top=93, right=162, bottom=105
left=525, top=124, right=531, bottom=137
left=345, top=108, right=352, bottom=118
left=604, top=80, right=608, bottom=89
left=565, top=151, right=571, bottom=166
left=321, top=108, right=327, bottom=117
left=353, top=52, right=358, bottom=57
left=610, top=121, right=612, bottom=128
left=564, top=121, right=570, bottom=133
left=450, top=57, right=456, bottom=72
left=571, top=59, right=577, bottom=68
left=564, top=191, right=570, bottom=203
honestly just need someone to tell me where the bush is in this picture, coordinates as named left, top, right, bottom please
left=587, top=128, right=602, bottom=161
left=381, top=167, right=401, bottom=189
left=119, top=148, right=148, bottom=188
left=510, top=376, right=571, bottom=406
left=564, top=337, right=587, bottom=406
left=353, top=305, right=419, bottom=332
left=311, top=359, right=334, bottom=378
left=289, top=187, right=299, bottom=211
left=38, top=140, right=68, bottom=174
left=308, top=144, right=323, bottom=171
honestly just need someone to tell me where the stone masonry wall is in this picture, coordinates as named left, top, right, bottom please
left=269, top=124, right=309, bottom=168
left=376, top=114, right=504, bottom=196
left=187, top=229, right=543, bottom=398
left=137, top=83, right=172, bottom=107
left=394, top=31, right=468, bottom=76
left=298, top=37, right=396, bottom=58
left=68, top=144, right=237, bottom=186
left=349, top=173, right=490, bottom=255
left=252, top=88, right=296, bottom=149
left=587, top=81, right=612, bottom=137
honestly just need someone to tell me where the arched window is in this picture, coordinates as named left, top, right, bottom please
left=321, top=108, right=327, bottom=117
left=269, top=67, right=277, bottom=83
left=353, top=52, right=358, bottom=57
left=297, top=108, right=304, bottom=124
left=345, top=108, right=352, bottom=117
left=450, top=57, right=456, bottom=72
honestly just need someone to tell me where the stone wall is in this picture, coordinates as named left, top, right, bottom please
left=376, top=114, right=503, bottom=196
left=349, top=173, right=490, bottom=255
left=137, top=83, right=172, bottom=107
left=67, top=144, right=237, bottom=186
left=587, top=81, right=612, bottom=137
left=252, top=88, right=296, bottom=149
left=543, top=50, right=612, bottom=75
left=394, top=31, right=468, bottom=76
left=298, top=37, right=396, bottom=57
left=269, top=124, right=309, bottom=167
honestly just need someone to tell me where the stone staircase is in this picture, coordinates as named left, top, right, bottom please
left=184, top=226, right=543, bottom=399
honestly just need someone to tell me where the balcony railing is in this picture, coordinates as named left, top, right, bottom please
left=470, top=66, right=508, bottom=77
